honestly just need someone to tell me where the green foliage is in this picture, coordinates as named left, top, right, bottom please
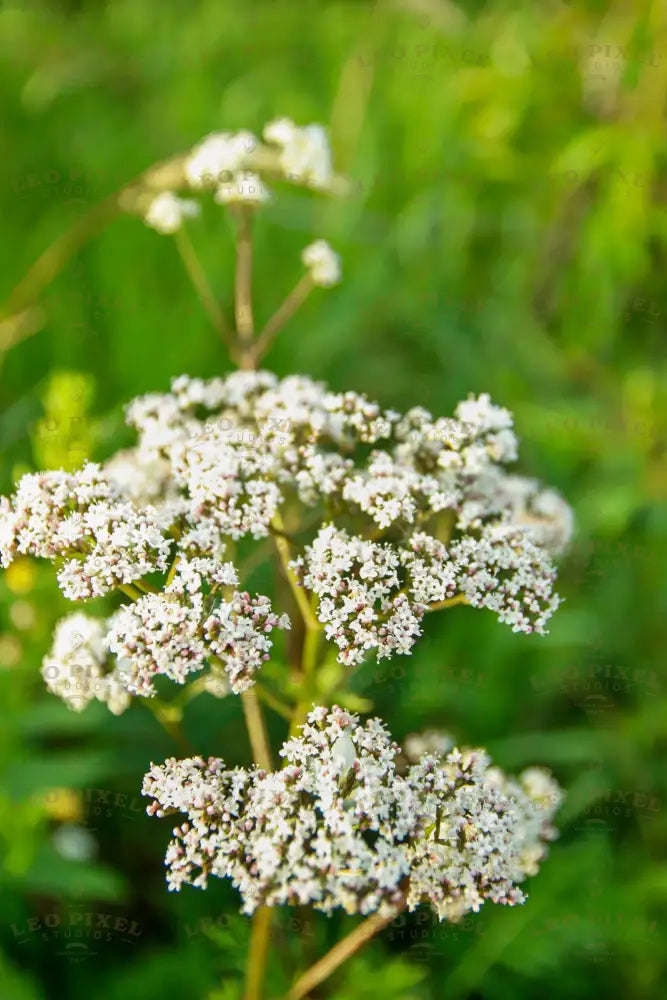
left=0, top=1, right=665, bottom=998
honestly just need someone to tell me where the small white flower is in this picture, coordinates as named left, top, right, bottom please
left=144, top=192, right=200, bottom=235
left=302, top=240, right=341, bottom=287
left=185, top=130, right=258, bottom=189
left=42, top=612, right=131, bottom=715
left=264, top=118, right=332, bottom=189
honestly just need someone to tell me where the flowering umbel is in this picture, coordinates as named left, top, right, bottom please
left=0, top=370, right=570, bottom=707
left=2, top=116, right=570, bottom=994
left=0, top=371, right=570, bottom=709
left=142, top=707, right=562, bottom=920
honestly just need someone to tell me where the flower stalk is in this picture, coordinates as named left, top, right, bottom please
left=234, top=206, right=255, bottom=366
left=285, top=906, right=405, bottom=1000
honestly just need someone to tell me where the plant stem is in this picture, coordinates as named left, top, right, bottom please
left=249, top=273, right=314, bottom=366
left=241, top=688, right=273, bottom=772
left=245, top=905, right=273, bottom=1000
left=288, top=622, right=320, bottom=738
left=426, top=594, right=469, bottom=612
left=255, top=683, right=294, bottom=721
left=174, top=227, right=234, bottom=348
left=234, top=207, right=255, bottom=367
left=284, top=906, right=404, bottom=1000
left=240, top=686, right=273, bottom=1000
left=119, top=583, right=142, bottom=600
left=270, top=513, right=322, bottom=737
left=270, top=514, right=319, bottom=631
left=166, top=554, right=181, bottom=588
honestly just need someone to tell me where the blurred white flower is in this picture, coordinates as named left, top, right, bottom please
left=185, top=130, right=258, bottom=189
left=52, top=823, right=98, bottom=862
left=144, top=191, right=200, bottom=235
left=302, top=240, right=341, bottom=287
left=263, top=118, right=332, bottom=189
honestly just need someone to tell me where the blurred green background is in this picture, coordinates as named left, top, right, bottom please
left=0, top=1, right=665, bottom=998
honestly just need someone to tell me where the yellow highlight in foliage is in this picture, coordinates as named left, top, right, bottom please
left=42, top=787, right=83, bottom=823
left=5, top=558, right=36, bottom=594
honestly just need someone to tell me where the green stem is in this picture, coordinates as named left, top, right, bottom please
left=166, top=555, right=181, bottom=588
left=289, top=619, right=321, bottom=738
left=245, top=905, right=273, bottom=1000
left=270, top=514, right=319, bottom=631
left=240, top=685, right=274, bottom=1000
left=144, top=700, right=195, bottom=755
left=241, top=687, right=273, bottom=772
left=249, top=273, right=314, bottom=366
left=426, top=594, right=469, bottom=612
left=284, top=905, right=405, bottom=1000
left=233, top=206, right=255, bottom=367
left=174, top=227, right=234, bottom=348
left=255, top=683, right=294, bottom=721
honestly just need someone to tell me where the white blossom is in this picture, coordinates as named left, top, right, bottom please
left=106, top=558, right=289, bottom=696
left=292, top=524, right=424, bottom=666
left=185, top=131, right=258, bottom=189
left=143, top=707, right=561, bottom=920
left=302, top=240, right=341, bottom=287
left=42, top=612, right=131, bottom=715
left=0, top=372, right=571, bottom=703
left=402, top=729, right=454, bottom=763
left=263, top=118, right=332, bottom=189
left=144, top=192, right=200, bottom=234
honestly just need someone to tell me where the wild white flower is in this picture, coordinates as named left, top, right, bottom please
left=498, top=478, right=574, bottom=555
left=263, top=118, right=332, bottom=190
left=447, top=524, right=560, bottom=634
left=406, top=745, right=560, bottom=921
left=292, top=524, right=424, bottom=666
left=402, top=729, right=454, bottom=763
left=455, top=393, right=514, bottom=436
left=106, top=558, right=289, bottom=696
left=0, top=464, right=173, bottom=600
left=0, top=371, right=570, bottom=701
left=185, top=130, right=258, bottom=189
left=42, top=612, right=131, bottom=715
left=302, top=240, right=341, bottom=287
left=143, top=707, right=561, bottom=919
left=144, top=192, right=200, bottom=234
left=104, top=447, right=173, bottom=506
left=214, top=171, right=270, bottom=206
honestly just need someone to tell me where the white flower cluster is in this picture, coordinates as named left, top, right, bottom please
left=41, top=612, right=131, bottom=715
left=185, top=130, right=258, bottom=187
left=41, top=555, right=289, bottom=707
left=406, top=747, right=561, bottom=921
left=291, top=518, right=560, bottom=665
left=0, top=465, right=172, bottom=600
left=402, top=729, right=454, bottom=763
left=144, top=191, right=200, bottom=235
left=263, top=118, right=332, bottom=189
left=142, top=706, right=561, bottom=920
left=142, top=118, right=337, bottom=232
left=0, top=370, right=570, bottom=709
left=301, top=240, right=341, bottom=287
left=291, top=524, right=423, bottom=666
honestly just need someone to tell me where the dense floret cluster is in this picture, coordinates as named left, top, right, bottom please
left=0, top=370, right=571, bottom=711
left=143, top=707, right=561, bottom=919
